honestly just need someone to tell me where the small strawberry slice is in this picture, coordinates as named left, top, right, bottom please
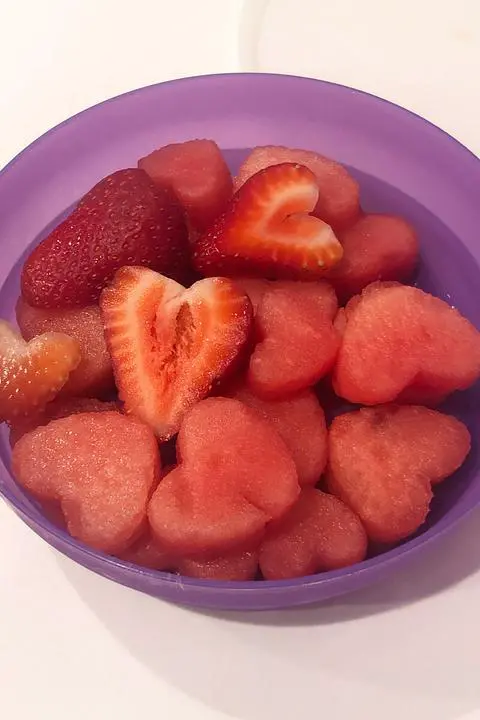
left=21, top=169, right=190, bottom=309
left=16, top=298, right=114, bottom=398
left=235, top=146, right=361, bottom=231
left=101, top=266, right=252, bottom=440
left=192, top=163, right=343, bottom=280
left=0, top=320, right=81, bottom=422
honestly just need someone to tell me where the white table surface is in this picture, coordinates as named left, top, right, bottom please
left=1, top=2, right=480, bottom=718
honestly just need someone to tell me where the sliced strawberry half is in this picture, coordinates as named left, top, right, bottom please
left=101, top=266, right=252, bottom=440
left=0, top=320, right=81, bottom=422
left=192, top=163, right=343, bottom=280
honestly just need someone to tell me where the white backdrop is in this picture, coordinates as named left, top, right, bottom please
left=1, top=2, right=480, bottom=719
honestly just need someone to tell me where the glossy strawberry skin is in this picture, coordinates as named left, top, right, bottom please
left=21, top=169, right=190, bottom=309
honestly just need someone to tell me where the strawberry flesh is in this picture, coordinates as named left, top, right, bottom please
left=193, top=163, right=343, bottom=280
left=101, top=266, right=252, bottom=440
left=16, top=297, right=114, bottom=398
left=235, top=146, right=361, bottom=231
left=0, top=320, right=81, bottom=422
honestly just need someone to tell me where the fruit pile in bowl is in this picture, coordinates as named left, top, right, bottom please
left=1, top=74, right=479, bottom=611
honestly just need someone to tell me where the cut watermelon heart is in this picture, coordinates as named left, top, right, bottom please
left=148, top=397, right=300, bottom=556
left=326, top=214, right=419, bottom=301
left=247, top=281, right=340, bottom=398
left=327, top=405, right=471, bottom=543
left=229, top=384, right=328, bottom=486
left=138, top=139, right=233, bottom=233
left=12, top=411, right=161, bottom=554
left=333, top=282, right=480, bottom=405
left=259, top=488, right=368, bottom=580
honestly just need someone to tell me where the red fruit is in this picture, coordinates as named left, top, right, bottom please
left=16, top=298, right=113, bottom=398
left=234, top=146, right=360, bottom=231
left=101, top=266, right=252, bottom=440
left=8, top=397, right=120, bottom=447
left=333, top=282, right=480, bottom=405
left=12, top=412, right=160, bottom=554
left=248, top=281, right=340, bottom=398
left=327, top=405, right=471, bottom=543
left=178, top=548, right=259, bottom=581
left=148, top=397, right=300, bottom=556
left=120, top=531, right=173, bottom=571
left=0, top=320, right=80, bottom=423
left=230, top=386, right=327, bottom=486
left=259, top=488, right=368, bottom=580
left=119, top=532, right=258, bottom=580
left=193, top=163, right=343, bottom=280
left=138, top=139, right=233, bottom=233
left=233, top=278, right=272, bottom=314
left=326, top=214, right=419, bottom=301
left=21, top=169, right=189, bottom=309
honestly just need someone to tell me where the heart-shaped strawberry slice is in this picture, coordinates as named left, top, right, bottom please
left=234, top=146, right=361, bottom=232
left=148, top=397, right=300, bottom=556
left=12, top=411, right=160, bottom=554
left=259, top=488, right=367, bottom=580
left=327, top=405, right=471, bottom=543
left=0, top=320, right=81, bottom=422
left=333, top=282, right=480, bottom=405
left=193, top=163, right=343, bottom=280
left=101, top=266, right=252, bottom=440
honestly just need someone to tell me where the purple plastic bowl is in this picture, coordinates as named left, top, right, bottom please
left=1, top=73, right=479, bottom=612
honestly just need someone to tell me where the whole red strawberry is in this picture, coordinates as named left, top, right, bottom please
left=21, top=169, right=190, bottom=308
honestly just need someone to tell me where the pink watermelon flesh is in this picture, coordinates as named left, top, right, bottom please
left=119, top=527, right=258, bottom=580
left=327, top=405, right=471, bottom=543
left=230, top=385, right=327, bottom=486
left=138, top=139, right=233, bottom=233
left=120, top=530, right=174, bottom=570
left=248, top=281, right=340, bottom=399
left=178, top=547, right=259, bottom=581
left=326, top=214, right=419, bottom=301
left=148, top=397, right=300, bottom=556
left=12, top=412, right=161, bottom=554
left=9, top=397, right=121, bottom=447
left=333, top=282, right=480, bottom=405
left=16, top=297, right=114, bottom=398
left=234, top=146, right=360, bottom=231
left=259, top=488, right=368, bottom=580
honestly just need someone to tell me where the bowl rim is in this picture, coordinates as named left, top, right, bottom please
left=1, top=71, right=480, bottom=605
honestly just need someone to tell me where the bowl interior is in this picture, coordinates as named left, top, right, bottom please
left=0, top=74, right=479, bottom=610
